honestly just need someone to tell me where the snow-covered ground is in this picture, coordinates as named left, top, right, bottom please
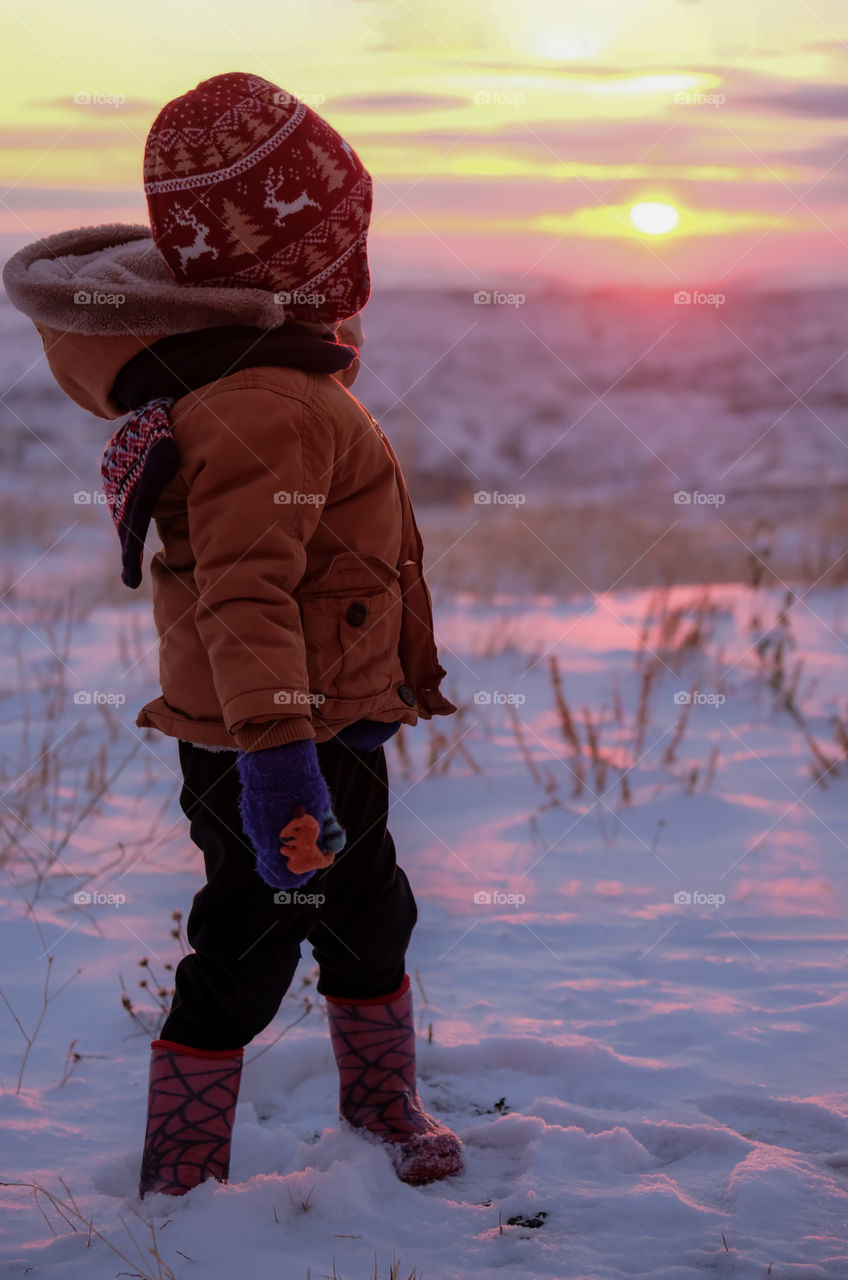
left=2, top=578, right=848, bottom=1279
left=354, top=285, right=848, bottom=519
left=3, top=284, right=848, bottom=559
left=2, top=285, right=848, bottom=1277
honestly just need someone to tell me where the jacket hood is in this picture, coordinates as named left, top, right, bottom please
left=3, top=223, right=359, bottom=419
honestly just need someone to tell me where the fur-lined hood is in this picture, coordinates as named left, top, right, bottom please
left=2, top=223, right=361, bottom=419
left=3, top=223, right=292, bottom=336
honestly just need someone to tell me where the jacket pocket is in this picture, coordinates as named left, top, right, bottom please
left=297, top=552, right=403, bottom=704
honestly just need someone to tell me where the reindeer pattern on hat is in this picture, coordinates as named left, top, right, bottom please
left=263, top=169, right=321, bottom=224
left=170, top=209, right=220, bottom=270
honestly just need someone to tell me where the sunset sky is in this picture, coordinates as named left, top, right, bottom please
left=1, top=0, right=847, bottom=288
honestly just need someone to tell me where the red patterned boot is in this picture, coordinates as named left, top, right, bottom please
left=326, top=976, right=463, bottom=1185
left=138, top=1038, right=243, bottom=1198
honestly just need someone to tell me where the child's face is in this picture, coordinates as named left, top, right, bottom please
left=337, top=314, right=364, bottom=350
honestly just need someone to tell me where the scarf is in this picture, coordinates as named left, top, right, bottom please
left=101, top=322, right=357, bottom=588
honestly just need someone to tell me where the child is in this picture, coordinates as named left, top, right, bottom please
left=2, top=72, right=463, bottom=1196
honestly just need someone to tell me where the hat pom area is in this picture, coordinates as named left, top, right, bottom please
left=143, top=73, right=372, bottom=324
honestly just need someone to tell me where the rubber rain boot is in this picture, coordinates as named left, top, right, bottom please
left=326, top=976, right=463, bottom=1185
left=138, top=1038, right=243, bottom=1197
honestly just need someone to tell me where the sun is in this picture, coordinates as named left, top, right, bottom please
left=629, top=202, right=680, bottom=235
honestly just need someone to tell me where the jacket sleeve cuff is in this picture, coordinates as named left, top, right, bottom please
left=233, top=715, right=315, bottom=751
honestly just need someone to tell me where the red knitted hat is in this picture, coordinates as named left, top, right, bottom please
left=143, top=73, right=372, bottom=324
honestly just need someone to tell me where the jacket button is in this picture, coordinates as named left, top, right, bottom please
left=398, top=683, right=417, bottom=706
left=346, top=601, right=368, bottom=627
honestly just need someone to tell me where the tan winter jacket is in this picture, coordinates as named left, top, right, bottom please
left=2, top=225, right=457, bottom=751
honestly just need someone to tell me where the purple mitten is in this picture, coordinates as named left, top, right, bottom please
left=236, top=740, right=347, bottom=889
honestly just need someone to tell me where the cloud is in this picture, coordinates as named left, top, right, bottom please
left=0, top=185, right=140, bottom=209
left=30, top=96, right=159, bottom=116
left=358, top=117, right=725, bottom=167
left=0, top=128, right=134, bottom=149
left=738, top=84, right=848, bottom=119
left=372, top=170, right=841, bottom=219
left=453, top=61, right=687, bottom=76
left=772, top=138, right=848, bottom=169
left=803, top=39, right=848, bottom=54
left=328, top=91, right=470, bottom=113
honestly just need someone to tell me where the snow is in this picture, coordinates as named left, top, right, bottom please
left=2, top=579, right=848, bottom=1277
left=1, top=288, right=848, bottom=1277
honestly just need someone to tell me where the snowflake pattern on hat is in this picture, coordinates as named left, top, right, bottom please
left=144, top=74, right=372, bottom=323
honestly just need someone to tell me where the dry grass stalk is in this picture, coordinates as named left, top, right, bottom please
left=547, top=655, right=585, bottom=795
left=704, top=745, right=720, bottom=790
left=0, top=1179, right=179, bottom=1280
left=0, top=897, right=82, bottom=1093
left=506, top=701, right=543, bottom=786
left=661, top=697, right=692, bottom=766
left=582, top=706, right=607, bottom=792
left=548, top=655, right=581, bottom=754
left=632, top=661, right=657, bottom=764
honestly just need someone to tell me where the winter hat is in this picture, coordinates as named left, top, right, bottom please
left=143, top=73, right=372, bottom=324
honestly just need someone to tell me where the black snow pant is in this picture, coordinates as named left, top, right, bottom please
left=158, top=738, right=419, bottom=1051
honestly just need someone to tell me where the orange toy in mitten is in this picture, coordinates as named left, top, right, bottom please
left=236, top=741, right=346, bottom=889
left=279, top=806, right=336, bottom=874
